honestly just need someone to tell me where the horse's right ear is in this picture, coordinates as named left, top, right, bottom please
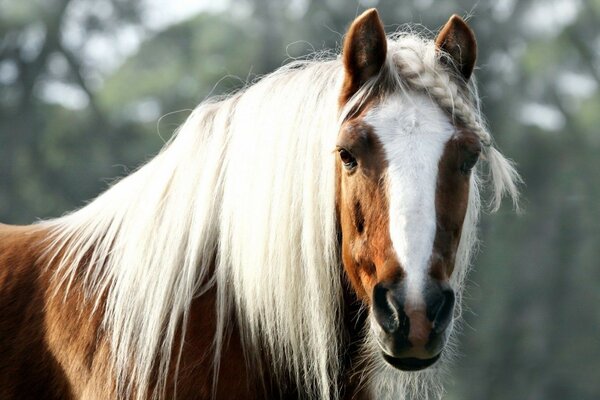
left=340, top=9, right=387, bottom=104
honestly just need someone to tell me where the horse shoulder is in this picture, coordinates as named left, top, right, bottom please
left=0, top=224, right=72, bottom=398
left=0, top=224, right=116, bottom=399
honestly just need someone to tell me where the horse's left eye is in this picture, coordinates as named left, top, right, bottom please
left=339, top=149, right=357, bottom=169
left=460, top=151, right=480, bottom=175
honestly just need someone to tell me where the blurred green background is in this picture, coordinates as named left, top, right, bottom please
left=1, top=0, right=599, bottom=398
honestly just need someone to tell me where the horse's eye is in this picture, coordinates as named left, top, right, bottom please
left=460, top=151, right=480, bottom=175
left=339, top=149, right=357, bottom=169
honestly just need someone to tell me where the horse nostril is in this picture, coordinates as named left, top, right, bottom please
left=431, top=287, right=455, bottom=334
left=372, top=283, right=399, bottom=333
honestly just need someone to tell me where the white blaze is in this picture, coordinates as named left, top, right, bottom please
left=364, top=92, right=455, bottom=304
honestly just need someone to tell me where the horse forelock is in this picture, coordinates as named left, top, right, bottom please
left=41, top=31, right=518, bottom=400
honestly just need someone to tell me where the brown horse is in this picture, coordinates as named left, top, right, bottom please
left=0, top=10, right=520, bottom=400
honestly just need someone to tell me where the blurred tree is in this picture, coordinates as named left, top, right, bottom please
left=0, top=0, right=145, bottom=222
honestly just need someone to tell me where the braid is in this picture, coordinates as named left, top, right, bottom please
left=387, top=37, right=492, bottom=146
left=380, top=35, right=520, bottom=211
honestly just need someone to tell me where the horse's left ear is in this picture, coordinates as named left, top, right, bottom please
left=435, top=15, right=477, bottom=81
left=341, top=9, right=387, bottom=103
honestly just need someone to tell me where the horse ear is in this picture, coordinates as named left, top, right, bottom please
left=341, top=9, right=387, bottom=103
left=435, top=15, right=477, bottom=81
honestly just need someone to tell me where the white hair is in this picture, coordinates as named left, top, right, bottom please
left=43, top=32, right=519, bottom=400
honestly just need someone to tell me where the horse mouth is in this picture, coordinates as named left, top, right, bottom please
left=381, top=352, right=441, bottom=371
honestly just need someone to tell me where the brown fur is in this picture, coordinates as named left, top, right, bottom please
left=431, top=129, right=481, bottom=281
left=0, top=224, right=259, bottom=399
left=0, top=225, right=73, bottom=399
left=0, top=224, right=372, bottom=399
left=336, top=117, right=404, bottom=301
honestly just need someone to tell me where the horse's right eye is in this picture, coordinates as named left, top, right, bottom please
left=339, top=149, right=357, bottom=170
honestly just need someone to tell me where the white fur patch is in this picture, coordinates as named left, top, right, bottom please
left=364, top=92, right=455, bottom=304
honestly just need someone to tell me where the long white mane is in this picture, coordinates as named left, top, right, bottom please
left=43, top=32, right=519, bottom=400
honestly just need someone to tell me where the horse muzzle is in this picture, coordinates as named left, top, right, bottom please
left=371, top=279, right=455, bottom=371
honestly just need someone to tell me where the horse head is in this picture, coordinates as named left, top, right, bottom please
left=336, top=9, right=480, bottom=371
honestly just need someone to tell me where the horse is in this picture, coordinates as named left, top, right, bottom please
left=0, top=9, right=520, bottom=400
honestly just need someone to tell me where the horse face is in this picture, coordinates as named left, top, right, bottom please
left=337, top=10, right=479, bottom=370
